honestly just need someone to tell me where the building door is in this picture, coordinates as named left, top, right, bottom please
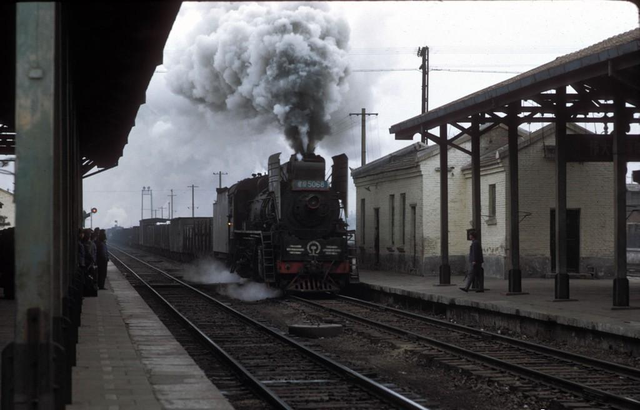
left=374, top=208, right=380, bottom=265
left=550, top=209, right=580, bottom=273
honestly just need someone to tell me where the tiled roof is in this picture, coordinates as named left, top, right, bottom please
left=351, top=142, right=430, bottom=179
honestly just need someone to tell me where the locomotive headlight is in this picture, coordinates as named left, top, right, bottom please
left=307, top=195, right=320, bottom=210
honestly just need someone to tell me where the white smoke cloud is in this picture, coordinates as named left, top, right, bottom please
left=182, top=257, right=282, bottom=301
left=182, top=257, right=243, bottom=284
left=219, top=282, right=283, bottom=302
left=165, top=2, right=351, bottom=153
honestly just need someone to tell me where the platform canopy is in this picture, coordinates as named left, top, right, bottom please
left=390, top=28, right=640, bottom=140
left=0, top=2, right=181, bottom=175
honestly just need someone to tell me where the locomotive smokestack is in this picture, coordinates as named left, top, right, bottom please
left=166, top=3, right=351, bottom=154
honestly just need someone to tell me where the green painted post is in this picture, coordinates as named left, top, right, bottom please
left=14, top=3, right=58, bottom=408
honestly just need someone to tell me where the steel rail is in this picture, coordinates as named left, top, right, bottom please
left=338, top=295, right=640, bottom=380
left=110, top=247, right=430, bottom=410
left=292, top=296, right=640, bottom=410
left=109, top=250, right=293, bottom=410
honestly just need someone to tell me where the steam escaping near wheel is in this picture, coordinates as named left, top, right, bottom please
left=182, top=258, right=282, bottom=301
left=166, top=3, right=351, bottom=154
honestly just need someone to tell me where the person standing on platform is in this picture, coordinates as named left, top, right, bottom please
left=461, top=230, right=483, bottom=292
left=77, top=229, right=85, bottom=271
left=96, top=229, right=109, bottom=290
left=82, top=228, right=98, bottom=296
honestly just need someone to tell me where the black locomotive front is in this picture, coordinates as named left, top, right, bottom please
left=216, top=152, right=356, bottom=292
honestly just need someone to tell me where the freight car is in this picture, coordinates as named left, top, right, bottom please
left=109, top=218, right=212, bottom=262
left=213, top=152, right=358, bottom=292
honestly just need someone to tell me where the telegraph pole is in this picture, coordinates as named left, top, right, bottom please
left=168, top=189, right=176, bottom=219
left=159, top=205, right=165, bottom=219
left=141, top=187, right=152, bottom=220
left=418, top=46, right=430, bottom=144
left=418, top=46, right=429, bottom=114
left=213, top=171, right=228, bottom=189
left=349, top=108, right=378, bottom=166
left=188, top=184, right=199, bottom=218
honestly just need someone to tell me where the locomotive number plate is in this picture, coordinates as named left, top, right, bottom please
left=292, top=180, right=329, bottom=191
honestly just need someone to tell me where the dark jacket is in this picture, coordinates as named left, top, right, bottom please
left=78, top=241, right=85, bottom=268
left=83, top=241, right=95, bottom=267
left=469, top=239, right=484, bottom=264
left=97, top=240, right=109, bottom=264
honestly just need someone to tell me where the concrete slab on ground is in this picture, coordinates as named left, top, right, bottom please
left=67, top=262, right=234, bottom=410
left=357, top=270, right=640, bottom=340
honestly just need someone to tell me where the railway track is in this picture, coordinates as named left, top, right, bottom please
left=292, top=295, right=640, bottom=410
left=109, top=247, right=432, bottom=410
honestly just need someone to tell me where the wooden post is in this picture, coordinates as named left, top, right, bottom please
left=13, top=3, right=58, bottom=408
left=471, top=114, right=484, bottom=291
left=439, top=124, right=451, bottom=284
left=613, top=82, right=629, bottom=307
left=507, top=102, right=522, bottom=293
left=555, top=86, right=571, bottom=300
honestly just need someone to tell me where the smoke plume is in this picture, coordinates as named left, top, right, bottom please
left=166, top=3, right=351, bottom=153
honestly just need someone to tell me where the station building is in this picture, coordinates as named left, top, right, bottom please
left=0, top=188, right=14, bottom=230
left=353, top=122, right=620, bottom=279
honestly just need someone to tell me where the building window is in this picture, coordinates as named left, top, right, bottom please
left=360, top=198, right=365, bottom=244
left=389, top=194, right=395, bottom=245
left=487, top=184, right=497, bottom=225
left=489, top=184, right=496, bottom=217
left=411, top=204, right=417, bottom=257
left=401, top=193, right=406, bottom=245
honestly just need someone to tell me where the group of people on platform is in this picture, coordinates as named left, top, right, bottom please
left=77, top=227, right=109, bottom=296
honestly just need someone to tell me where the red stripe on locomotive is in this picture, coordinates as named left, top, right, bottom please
left=277, top=261, right=350, bottom=274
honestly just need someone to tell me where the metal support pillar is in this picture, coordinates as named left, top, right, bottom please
left=10, top=3, right=59, bottom=409
left=613, top=82, right=630, bottom=307
left=470, top=114, right=484, bottom=291
left=507, top=102, right=522, bottom=293
left=555, top=86, right=571, bottom=300
left=438, top=124, right=451, bottom=285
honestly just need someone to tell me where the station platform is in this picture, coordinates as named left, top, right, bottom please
left=0, top=263, right=234, bottom=409
left=66, top=263, right=234, bottom=410
left=356, top=270, right=640, bottom=342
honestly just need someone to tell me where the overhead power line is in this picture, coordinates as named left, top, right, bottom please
left=352, top=68, right=523, bottom=74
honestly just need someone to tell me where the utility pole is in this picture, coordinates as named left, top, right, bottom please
left=141, top=186, right=152, bottom=220
left=418, top=46, right=430, bottom=144
left=213, top=171, right=228, bottom=189
left=168, top=189, right=176, bottom=219
left=349, top=108, right=378, bottom=166
left=188, top=184, right=199, bottom=218
left=159, top=205, right=165, bottom=219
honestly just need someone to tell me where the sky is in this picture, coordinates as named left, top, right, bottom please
left=2, top=1, right=638, bottom=229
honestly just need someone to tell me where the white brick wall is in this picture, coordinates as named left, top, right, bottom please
left=420, top=140, right=474, bottom=257
left=513, top=132, right=614, bottom=260
left=464, top=166, right=508, bottom=257
left=355, top=169, right=423, bottom=266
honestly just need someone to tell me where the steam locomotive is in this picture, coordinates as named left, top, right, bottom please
left=213, top=152, right=358, bottom=292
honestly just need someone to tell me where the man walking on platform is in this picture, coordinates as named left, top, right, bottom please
left=461, top=230, right=483, bottom=292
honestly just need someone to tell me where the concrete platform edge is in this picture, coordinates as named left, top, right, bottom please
left=358, top=282, right=640, bottom=341
left=108, top=263, right=235, bottom=410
